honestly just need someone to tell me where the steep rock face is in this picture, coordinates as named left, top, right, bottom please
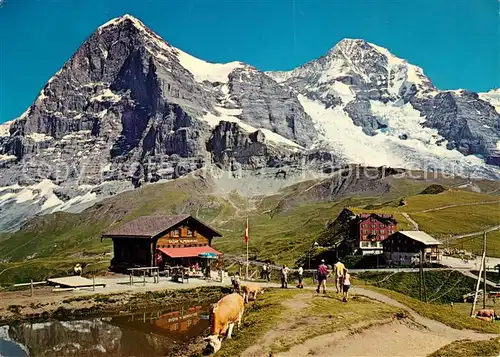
left=227, top=68, right=317, bottom=146
left=412, top=91, right=500, bottom=163
left=208, top=121, right=269, bottom=169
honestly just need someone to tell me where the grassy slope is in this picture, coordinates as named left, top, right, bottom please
left=0, top=172, right=498, bottom=284
left=358, top=270, right=477, bottom=303
left=366, top=286, right=500, bottom=334
left=428, top=338, right=500, bottom=357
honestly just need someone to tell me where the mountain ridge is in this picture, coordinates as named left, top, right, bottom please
left=0, top=14, right=498, bottom=232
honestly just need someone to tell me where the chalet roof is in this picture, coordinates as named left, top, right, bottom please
left=101, top=215, right=222, bottom=238
left=391, top=231, right=443, bottom=246
left=357, top=213, right=397, bottom=224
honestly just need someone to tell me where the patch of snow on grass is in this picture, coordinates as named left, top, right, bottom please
left=52, top=191, right=98, bottom=213
left=41, top=193, right=63, bottom=211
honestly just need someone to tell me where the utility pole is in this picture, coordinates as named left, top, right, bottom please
left=419, top=250, right=423, bottom=301
left=483, top=231, right=487, bottom=309
left=471, top=239, right=486, bottom=317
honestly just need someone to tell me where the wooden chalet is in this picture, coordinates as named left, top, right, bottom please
left=382, top=231, right=443, bottom=266
left=101, top=215, right=222, bottom=272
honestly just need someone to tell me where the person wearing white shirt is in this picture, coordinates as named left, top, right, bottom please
left=297, top=265, right=304, bottom=288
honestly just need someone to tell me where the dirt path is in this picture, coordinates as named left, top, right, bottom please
left=417, top=200, right=500, bottom=213
left=248, top=286, right=496, bottom=357
left=241, top=293, right=313, bottom=357
left=401, top=212, right=419, bottom=231
left=276, top=319, right=454, bottom=357
left=447, top=225, right=500, bottom=241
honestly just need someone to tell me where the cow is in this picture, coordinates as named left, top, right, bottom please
left=476, top=309, right=496, bottom=321
left=204, top=293, right=245, bottom=354
left=242, top=284, right=264, bottom=303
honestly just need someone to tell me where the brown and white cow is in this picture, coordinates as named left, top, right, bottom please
left=204, top=293, right=245, bottom=353
left=242, top=284, right=264, bottom=303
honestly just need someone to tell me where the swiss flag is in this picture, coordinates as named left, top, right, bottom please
left=244, top=218, right=249, bottom=244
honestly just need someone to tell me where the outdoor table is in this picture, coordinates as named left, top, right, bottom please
left=127, top=267, right=160, bottom=286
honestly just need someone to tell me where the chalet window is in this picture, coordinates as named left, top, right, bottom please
left=380, top=230, right=385, bottom=234
left=380, top=235, right=384, bottom=240
left=363, top=230, right=368, bottom=234
left=380, top=224, right=385, bottom=228
left=186, top=229, right=193, bottom=237
left=172, top=229, right=180, bottom=237
left=372, top=230, right=377, bottom=235
left=361, top=242, right=369, bottom=247
left=372, top=224, right=376, bottom=229
left=370, top=241, right=377, bottom=247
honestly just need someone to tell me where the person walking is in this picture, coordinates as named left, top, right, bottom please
left=297, top=265, right=304, bottom=288
left=316, top=260, right=329, bottom=294
left=261, top=264, right=267, bottom=280
left=342, top=269, right=351, bottom=302
left=333, top=259, right=345, bottom=293
left=280, top=265, right=290, bottom=288
left=231, top=272, right=241, bottom=293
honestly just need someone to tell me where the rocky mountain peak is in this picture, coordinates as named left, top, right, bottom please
left=0, top=14, right=498, bottom=232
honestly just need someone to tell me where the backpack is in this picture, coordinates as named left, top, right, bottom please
left=318, top=264, right=328, bottom=276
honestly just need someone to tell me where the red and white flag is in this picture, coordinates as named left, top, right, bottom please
left=244, top=218, right=249, bottom=244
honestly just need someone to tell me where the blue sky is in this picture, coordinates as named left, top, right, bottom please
left=0, top=0, right=498, bottom=123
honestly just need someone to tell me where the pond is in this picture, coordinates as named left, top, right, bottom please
left=0, top=304, right=211, bottom=357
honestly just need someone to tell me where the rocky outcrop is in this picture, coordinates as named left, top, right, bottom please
left=411, top=90, right=500, bottom=163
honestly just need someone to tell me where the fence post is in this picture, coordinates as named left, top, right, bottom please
left=143, top=271, right=146, bottom=286
left=93, top=275, right=95, bottom=292
left=30, top=280, right=34, bottom=297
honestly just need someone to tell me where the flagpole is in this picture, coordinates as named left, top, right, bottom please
left=246, top=217, right=249, bottom=280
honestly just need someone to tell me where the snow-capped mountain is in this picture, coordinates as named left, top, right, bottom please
left=0, top=14, right=498, bottom=231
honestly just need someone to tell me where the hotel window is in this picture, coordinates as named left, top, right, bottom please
left=172, top=229, right=180, bottom=237
left=186, top=229, right=193, bottom=237
left=380, top=230, right=385, bottom=234
left=372, top=230, right=377, bottom=235
left=361, top=242, right=369, bottom=247
left=380, top=235, right=384, bottom=240
left=371, top=241, right=378, bottom=247
left=372, top=224, right=376, bottom=229
left=363, top=229, right=368, bottom=234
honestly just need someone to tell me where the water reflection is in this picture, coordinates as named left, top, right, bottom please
left=0, top=305, right=210, bottom=357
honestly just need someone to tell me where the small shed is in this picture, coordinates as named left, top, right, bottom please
left=382, top=231, right=443, bottom=265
